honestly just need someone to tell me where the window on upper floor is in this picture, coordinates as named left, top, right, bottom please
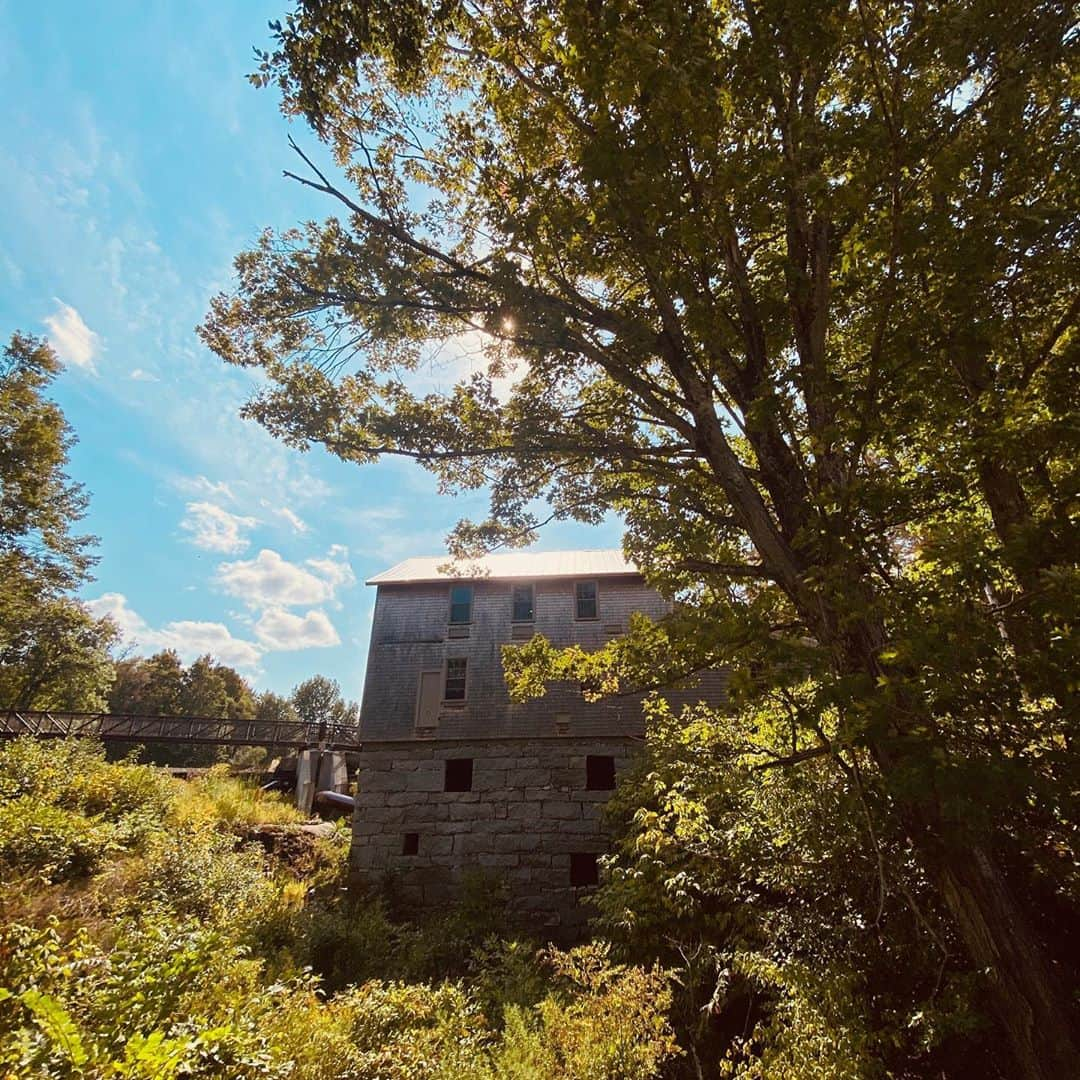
left=512, top=583, right=535, bottom=622
left=444, top=658, right=468, bottom=702
left=575, top=581, right=598, bottom=620
left=449, top=585, right=473, bottom=624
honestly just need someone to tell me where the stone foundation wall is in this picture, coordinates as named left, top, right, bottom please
left=350, top=737, right=640, bottom=936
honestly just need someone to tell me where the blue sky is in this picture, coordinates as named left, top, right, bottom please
left=0, top=0, right=619, bottom=701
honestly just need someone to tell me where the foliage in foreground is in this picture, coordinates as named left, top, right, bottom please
left=0, top=739, right=678, bottom=1079
left=595, top=699, right=1023, bottom=1080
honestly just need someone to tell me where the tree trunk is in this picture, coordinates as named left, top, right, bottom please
left=935, top=843, right=1078, bottom=1079
left=874, top=738, right=1079, bottom=1078
left=842, top=618, right=1078, bottom=1078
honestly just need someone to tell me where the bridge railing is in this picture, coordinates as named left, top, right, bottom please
left=0, top=710, right=361, bottom=749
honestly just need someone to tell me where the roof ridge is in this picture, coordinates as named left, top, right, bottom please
left=366, top=548, right=638, bottom=586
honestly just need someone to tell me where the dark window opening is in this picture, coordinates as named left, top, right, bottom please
left=512, top=584, right=535, bottom=622
left=444, top=658, right=467, bottom=702
left=449, top=585, right=473, bottom=624
left=444, top=757, right=474, bottom=792
left=575, top=581, right=598, bottom=620
left=402, top=832, right=419, bottom=855
left=586, top=755, right=617, bottom=790
left=570, top=852, right=600, bottom=887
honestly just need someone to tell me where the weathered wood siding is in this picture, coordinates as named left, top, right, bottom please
left=359, top=575, right=672, bottom=741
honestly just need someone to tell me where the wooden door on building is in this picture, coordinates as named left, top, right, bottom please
left=415, top=670, right=441, bottom=730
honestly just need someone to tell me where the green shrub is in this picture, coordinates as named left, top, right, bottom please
left=121, top=828, right=276, bottom=925
left=0, top=797, right=115, bottom=882
left=0, top=738, right=109, bottom=804
left=339, top=980, right=494, bottom=1079
left=532, top=945, right=679, bottom=1080
left=0, top=737, right=175, bottom=824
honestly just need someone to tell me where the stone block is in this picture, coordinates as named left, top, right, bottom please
left=352, top=821, right=388, bottom=837
left=524, top=786, right=556, bottom=801
left=511, top=769, right=553, bottom=787
left=386, top=791, right=425, bottom=806
left=541, top=800, right=582, bottom=820
left=484, top=788, right=525, bottom=803
left=554, top=817, right=606, bottom=834
left=434, top=820, right=468, bottom=835
left=473, top=770, right=508, bottom=792
left=478, top=757, right=519, bottom=771
left=477, top=852, right=520, bottom=867
left=421, top=834, right=454, bottom=856
left=356, top=806, right=405, bottom=825
left=490, top=832, right=536, bottom=853
left=447, top=803, right=496, bottom=816
left=430, top=790, right=480, bottom=804
left=403, top=770, right=444, bottom=793
left=359, top=771, right=399, bottom=792
left=547, top=833, right=608, bottom=855
left=550, top=769, right=585, bottom=788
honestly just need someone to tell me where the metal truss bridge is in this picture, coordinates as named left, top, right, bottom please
left=0, top=710, right=361, bottom=750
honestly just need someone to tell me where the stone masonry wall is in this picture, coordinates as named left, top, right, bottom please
left=351, top=737, right=640, bottom=936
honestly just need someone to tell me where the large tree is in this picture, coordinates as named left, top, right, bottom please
left=0, top=334, right=116, bottom=710
left=290, top=674, right=358, bottom=732
left=202, top=1, right=1078, bottom=1073
left=109, top=651, right=258, bottom=765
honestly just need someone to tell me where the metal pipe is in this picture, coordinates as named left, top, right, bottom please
left=315, top=789, right=355, bottom=809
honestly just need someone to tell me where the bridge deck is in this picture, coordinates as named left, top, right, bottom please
left=0, top=710, right=361, bottom=750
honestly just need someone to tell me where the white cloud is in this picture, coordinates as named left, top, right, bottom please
left=254, top=608, right=340, bottom=650
left=129, top=368, right=158, bottom=381
left=44, top=299, right=100, bottom=373
left=172, top=475, right=235, bottom=502
left=0, top=248, right=23, bottom=287
left=180, top=501, right=257, bottom=553
left=305, top=544, right=357, bottom=594
left=216, top=547, right=356, bottom=609
left=263, top=502, right=308, bottom=534
left=86, top=592, right=262, bottom=669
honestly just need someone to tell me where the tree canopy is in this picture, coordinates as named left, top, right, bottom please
left=202, top=2, right=1079, bottom=1074
left=290, top=674, right=359, bottom=731
left=0, top=334, right=116, bottom=710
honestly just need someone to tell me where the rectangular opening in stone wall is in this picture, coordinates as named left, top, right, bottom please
left=586, top=755, right=617, bottom=790
left=402, top=832, right=419, bottom=855
left=444, top=757, right=474, bottom=792
left=570, top=852, right=600, bottom=887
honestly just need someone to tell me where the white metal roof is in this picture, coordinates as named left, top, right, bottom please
left=366, top=548, right=638, bottom=585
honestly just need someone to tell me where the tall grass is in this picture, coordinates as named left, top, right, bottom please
left=170, top=763, right=305, bottom=828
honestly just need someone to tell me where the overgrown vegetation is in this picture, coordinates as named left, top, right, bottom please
left=0, top=739, right=678, bottom=1079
